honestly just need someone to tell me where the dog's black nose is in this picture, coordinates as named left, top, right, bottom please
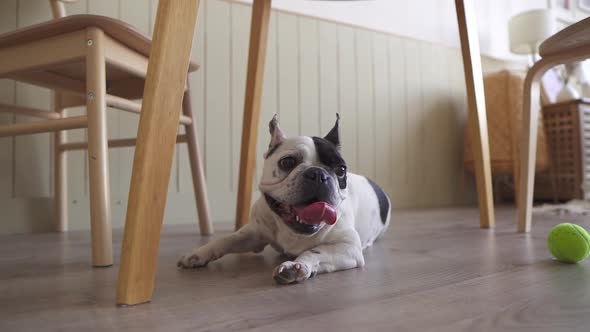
left=303, top=168, right=328, bottom=184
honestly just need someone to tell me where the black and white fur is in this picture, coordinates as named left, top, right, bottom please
left=178, top=114, right=391, bottom=284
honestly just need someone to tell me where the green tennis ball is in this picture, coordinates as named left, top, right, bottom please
left=547, top=223, right=590, bottom=263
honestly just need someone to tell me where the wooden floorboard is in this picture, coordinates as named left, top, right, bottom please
left=1, top=207, right=589, bottom=331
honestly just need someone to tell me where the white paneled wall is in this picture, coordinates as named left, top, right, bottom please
left=0, top=0, right=512, bottom=235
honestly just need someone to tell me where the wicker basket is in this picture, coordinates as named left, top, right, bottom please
left=534, top=100, right=590, bottom=200
left=464, top=70, right=550, bottom=177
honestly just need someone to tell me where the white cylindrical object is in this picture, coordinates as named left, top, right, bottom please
left=509, top=9, right=556, bottom=55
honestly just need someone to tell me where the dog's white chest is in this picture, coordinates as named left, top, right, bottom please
left=269, top=220, right=328, bottom=256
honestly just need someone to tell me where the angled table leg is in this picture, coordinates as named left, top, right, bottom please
left=455, top=0, right=495, bottom=229
left=516, top=50, right=590, bottom=232
left=517, top=63, right=545, bottom=233
left=117, top=0, right=201, bottom=306
left=235, top=0, right=273, bottom=230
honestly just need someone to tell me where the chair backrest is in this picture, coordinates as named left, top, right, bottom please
left=49, top=0, right=79, bottom=19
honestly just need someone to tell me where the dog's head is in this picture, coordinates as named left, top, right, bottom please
left=259, top=114, right=347, bottom=235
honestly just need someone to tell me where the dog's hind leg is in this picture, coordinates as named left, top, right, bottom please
left=177, top=223, right=267, bottom=268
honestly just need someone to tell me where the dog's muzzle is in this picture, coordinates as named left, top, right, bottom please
left=264, top=194, right=337, bottom=235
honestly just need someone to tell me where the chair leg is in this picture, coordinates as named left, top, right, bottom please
left=235, top=0, right=272, bottom=230
left=182, top=81, right=213, bottom=235
left=53, top=93, right=68, bottom=232
left=86, top=27, right=113, bottom=267
left=117, top=0, right=201, bottom=306
left=512, top=157, right=520, bottom=208
left=517, top=65, right=546, bottom=233
left=455, top=0, right=495, bottom=228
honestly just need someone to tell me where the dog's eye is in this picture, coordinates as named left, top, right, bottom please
left=334, top=165, right=346, bottom=177
left=278, top=156, right=297, bottom=171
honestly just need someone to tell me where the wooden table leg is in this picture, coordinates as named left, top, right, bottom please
left=117, top=0, right=201, bottom=305
left=235, top=0, right=272, bottom=230
left=455, top=0, right=495, bottom=228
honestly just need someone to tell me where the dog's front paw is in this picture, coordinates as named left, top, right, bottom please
left=177, top=251, right=210, bottom=269
left=273, top=261, right=311, bottom=284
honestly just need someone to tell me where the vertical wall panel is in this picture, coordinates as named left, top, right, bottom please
left=388, top=36, right=408, bottom=207
left=318, top=22, right=339, bottom=136
left=403, top=39, right=423, bottom=206
left=372, top=33, right=392, bottom=190
left=205, top=0, right=233, bottom=220
left=433, top=47, right=455, bottom=205
left=298, top=17, right=320, bottom=137
left=88, top=0, right=117, bottom=16
left=355, top=29, right=376, bottom=179
left=14, top=82, right=51, bottom=198
left=419, top=42, right=440, bottom=205
left=64, top=0, right=87, bottom=14
left=337, top=26, right=358, bottom=173
left=0, top=0, right=17, bottom=199
left=277, top=13, right=300, bottom=136
left=14, top=0, right=54, bottom=198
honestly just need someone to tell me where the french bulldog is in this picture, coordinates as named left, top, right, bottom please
left=178, top=114, right=391, bottom=284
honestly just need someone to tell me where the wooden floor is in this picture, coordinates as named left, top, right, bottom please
left=1, top=208, right=590, bottom=332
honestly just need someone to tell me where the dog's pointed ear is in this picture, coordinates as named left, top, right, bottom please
left=324, top=113, right=341, bottom=149
left=264, top=114, right=285, bottom=158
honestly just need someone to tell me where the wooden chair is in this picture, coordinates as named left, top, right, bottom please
left=0, top=0, right=213, bottom=267
left=518, top=16, right=590, bottom=232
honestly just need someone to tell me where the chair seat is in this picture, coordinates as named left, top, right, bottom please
left=539, top=16, right=590, bottom=57
left=0, top=15, right=199, bottom=72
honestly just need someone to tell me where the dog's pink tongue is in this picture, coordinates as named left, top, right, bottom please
left=294, top=202, right=337, bottom=225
